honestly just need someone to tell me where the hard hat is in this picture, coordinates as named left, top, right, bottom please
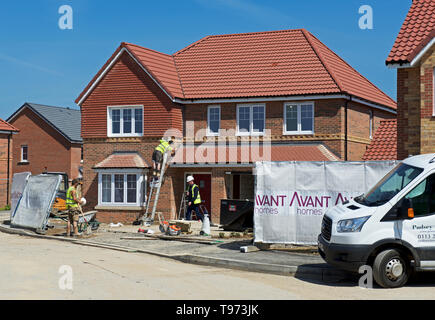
left=81, top=197, right=87, bottom=206
left=186, top=176, right=194, bottom=183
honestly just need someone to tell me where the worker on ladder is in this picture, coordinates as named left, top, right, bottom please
left=186, top=175, right=204, bottom=222
left=152, top=138, right=175, bottom=181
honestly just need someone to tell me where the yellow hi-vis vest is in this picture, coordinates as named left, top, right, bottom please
left=66, top=186, right=78, bottom=209
left=155, top=140, right=172, bottom=154
left=192, top=184, right=202, bottom=205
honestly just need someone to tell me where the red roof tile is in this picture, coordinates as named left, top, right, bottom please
left=363, top=120, right=397, bottom=161
left=77, top=29, right=396, bottom=110
left=93, top=152, right=149, bottom=169
left=170, top=144, right=339, bottom=164
left=387, top=0, right=435, bottom=64
left=0, top=118, right=19, bottom=132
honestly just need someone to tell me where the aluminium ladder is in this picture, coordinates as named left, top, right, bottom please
left=142, top=151, right=169, bottom=225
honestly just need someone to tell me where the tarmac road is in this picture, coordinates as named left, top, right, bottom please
left=1, top=232, right=435, bottom=300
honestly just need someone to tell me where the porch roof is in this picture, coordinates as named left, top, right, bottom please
left=93, top=152, right=149, bottom=169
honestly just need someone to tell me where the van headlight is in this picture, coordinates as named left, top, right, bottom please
left=337, top=216, right=370, bottom=233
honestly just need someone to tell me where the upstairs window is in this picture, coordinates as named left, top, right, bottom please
left=207, top=105, right=221, bottom=136
left=284, top=102, right=314, bottom=134
left=108, top=106, right=143, bottom=137
left=237, top=104, right=265, bottom=135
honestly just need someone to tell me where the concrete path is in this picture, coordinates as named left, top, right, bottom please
left=0, top=220, right=346, bottom=282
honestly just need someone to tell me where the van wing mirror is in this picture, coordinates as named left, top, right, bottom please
left=399, top=198, right=414, bottom=220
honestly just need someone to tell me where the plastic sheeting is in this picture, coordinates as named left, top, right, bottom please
left=254, top=161, right=399, bottom=245
left=11, top=174, right=62, bottom=231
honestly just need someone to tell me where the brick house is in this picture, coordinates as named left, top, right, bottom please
left=7, top=103, right=83, bottom=181
left=0, top=119, right=19, bottom=207
left=386, top=0, right=435, bottom=159
left=75, top=29, right=396, bottom=223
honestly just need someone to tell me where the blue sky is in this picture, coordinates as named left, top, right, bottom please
left=0, top=0, right=411, bottom=120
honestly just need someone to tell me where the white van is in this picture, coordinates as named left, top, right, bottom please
left=318, top=153, right=435, bottom=288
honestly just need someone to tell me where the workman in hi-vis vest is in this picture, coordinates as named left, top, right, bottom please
left=152, top=138, right=175, bottom=181
left=186, top=175, right=204, bottom=221
left=66, top=179, right=84, bottom=237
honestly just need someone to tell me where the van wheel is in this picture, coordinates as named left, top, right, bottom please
left=373, top=249, right=410, bottom=288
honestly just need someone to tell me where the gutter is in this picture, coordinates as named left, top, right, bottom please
left=7, top=133, right=11, bottom=205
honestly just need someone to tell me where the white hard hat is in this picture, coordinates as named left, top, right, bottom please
left=186, top=176, right=194, bottom=183
left=81, top=197, right=87, bottom=206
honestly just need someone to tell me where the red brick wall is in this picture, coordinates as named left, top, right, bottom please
left=9, top=108, right=79, bottom=179
left=80, top=52, right=183, bottom=138
left=396, top=46, right=435, bottom=159
left=184, top=98, right=395, bottom=160
left=0, top=133, right=12, bottom=207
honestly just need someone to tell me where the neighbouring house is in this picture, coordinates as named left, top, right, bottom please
left=363, top=119, right=397, bottom=161
left=75, top=29, right=397, bottom=223
left=386, top=0, right=435, bottom=159
left=7, top=103, right=83, bottom=181
left=0, top=119, right=19, bottom=207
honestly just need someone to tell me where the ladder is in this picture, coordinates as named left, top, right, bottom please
left=142, top=151, right=169, bottom=225
left=177, top=190, right=188, bottom=220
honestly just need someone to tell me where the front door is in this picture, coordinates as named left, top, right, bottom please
left=187, top=173, right=212, bottom=216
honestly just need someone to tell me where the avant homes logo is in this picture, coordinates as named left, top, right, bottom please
left=255, top=192, right=352, bottom=216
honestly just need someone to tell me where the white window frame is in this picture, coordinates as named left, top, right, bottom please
left=283, top=102, right=315, bottom=135
left=236, top=104, right=266, bottom=136
left=21, top=145, right=28, bottom=162
left=97, top=169, right=146, bottom=207
left=369, top=110, right=374, bottom=139
left=107, top=105, right=144, bottom=138
left=207, top=105, right=221, bottom=136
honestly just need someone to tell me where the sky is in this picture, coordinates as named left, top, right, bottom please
left=0, top=0, right=411, bottom=120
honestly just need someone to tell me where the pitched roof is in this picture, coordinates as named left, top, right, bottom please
left=170, top=143, right=339, bottom=165
left=93, top=152, right=149, bottom=169
left=363, top=120, right=397, bottom=161
left=8, top=103, right=82, bottom=143
left=76, top=29, right=396, bottom=110
left=0, top=118, right=19, bottom=132
left=386, top=0, right=435, bottom=64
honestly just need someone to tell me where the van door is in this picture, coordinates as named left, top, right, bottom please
left=399, top=172, right=435, bottom=266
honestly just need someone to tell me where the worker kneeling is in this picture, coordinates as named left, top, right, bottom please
left=152, top=138, right=175, bottom=181
left=186, top=176, right=204, bottom=222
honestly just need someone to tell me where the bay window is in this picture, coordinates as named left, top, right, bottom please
left=97, top=171, right=146, bottom=207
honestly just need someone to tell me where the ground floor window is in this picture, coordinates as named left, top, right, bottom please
left=97, top=171, right=145, bottom=206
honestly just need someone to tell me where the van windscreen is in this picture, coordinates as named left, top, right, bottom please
left=355, top=163, right=424, bottom=207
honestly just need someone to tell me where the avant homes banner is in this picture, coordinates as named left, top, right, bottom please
left=254, top=161, right=398, bottom=245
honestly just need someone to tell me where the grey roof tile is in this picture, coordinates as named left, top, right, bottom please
left=25, top=103, right=82, bottom=143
